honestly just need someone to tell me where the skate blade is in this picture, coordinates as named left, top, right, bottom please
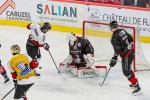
left=133, top=90, right=143, bottom=96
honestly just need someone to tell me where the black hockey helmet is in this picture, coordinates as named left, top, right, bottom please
left=41, top=22, right=51, bottom=33
left=109, top=21, right=118, bottom=30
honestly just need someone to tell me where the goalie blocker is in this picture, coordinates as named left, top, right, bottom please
left=59, top=63, right=107, bottom=78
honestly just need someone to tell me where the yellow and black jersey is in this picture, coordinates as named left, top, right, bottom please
left=9, top=54, right=36, bottom=80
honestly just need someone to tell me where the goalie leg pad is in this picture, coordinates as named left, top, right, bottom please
left=59, top=63, right=68, bottom=73
left=59, top=63, right=78, bottom=76
left=78, top=66, right=107, bottom=78
left=59, top=63, right=107, bottom=78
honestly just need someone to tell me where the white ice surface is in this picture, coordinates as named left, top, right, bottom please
left=0, top=25, right=150, bottom=100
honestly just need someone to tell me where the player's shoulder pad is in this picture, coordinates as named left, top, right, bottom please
left=30, top=23, right=41, bottom=29
left=78, top=37, right=89, bottom=45
left=117, top=29, right=124, bottom=32
left=117, top=29, right=127, bottom=36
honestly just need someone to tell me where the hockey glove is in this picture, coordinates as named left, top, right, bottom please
left=109, top=57, right=118, bottom=67
left=13, top=79, right=18, bottom=87
left=30, top=59, right=39, bottom=69
left=44, top=43, right=49, bottom=51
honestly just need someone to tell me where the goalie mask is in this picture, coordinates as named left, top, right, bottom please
left=109, top=21, right=118, bottom=30
left=11, top=44, right=20, bottom=55
left=41, top=22, right=51, bottom=33
left=66, top=33, right=77, bottom=46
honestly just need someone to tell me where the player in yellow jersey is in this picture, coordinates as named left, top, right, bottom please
left=8, top=44, right=39, bottom=100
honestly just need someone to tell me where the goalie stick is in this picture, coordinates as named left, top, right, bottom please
left=99, top=67, right=111, bottom=87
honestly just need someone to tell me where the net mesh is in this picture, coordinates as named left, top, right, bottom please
left=83, top=21, right=150, bottom=71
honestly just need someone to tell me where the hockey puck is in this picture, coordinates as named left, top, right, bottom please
left=39, top=66, right=42, bottom=69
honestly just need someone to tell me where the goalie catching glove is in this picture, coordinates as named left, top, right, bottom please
left=83, top=54, right=95, bottom=67
left=43, top=43, right=49, bottom=51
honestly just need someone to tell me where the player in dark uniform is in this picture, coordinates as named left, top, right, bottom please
left=62, top=33, right=94, bottom=69
left=109, top=21, right=141, bottom=95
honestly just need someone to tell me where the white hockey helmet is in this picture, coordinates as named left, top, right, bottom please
left=66, top=33, right=77, bottom=46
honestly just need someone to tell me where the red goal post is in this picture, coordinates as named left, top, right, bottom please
left=82, top=21, right=150, bottom=72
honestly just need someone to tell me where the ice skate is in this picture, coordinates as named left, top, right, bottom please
left=132, top=83, right=142, bottom=96
left=4, top=77, right=9, bottom=84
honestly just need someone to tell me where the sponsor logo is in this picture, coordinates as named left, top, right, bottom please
left=20, top=68, right=32, bottom=76
left=37, top=3, right=78, bottom=23
left=0, top=0, right=31, bottom=21
left=87, top=7, right=101, bottom=22
left=0, top=0, right=15, bottom=15
left=6, top=11, right=31, bottom=21
left=37, top=4, right=77, bottom=18
left=81, top=69, right=97, bottom=76
left=87, top=7, right=150, bottom=33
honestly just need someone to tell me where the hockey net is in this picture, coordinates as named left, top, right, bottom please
left=83, top=21, right=150, bottom=71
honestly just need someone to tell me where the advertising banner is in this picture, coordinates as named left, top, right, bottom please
left=0, top=0, right=34, bottom=22
left=1, top=0, right=150, bottom=37
left=86, top=5, right=150, bottom=36
left=36, top=1, right=85, bottom=28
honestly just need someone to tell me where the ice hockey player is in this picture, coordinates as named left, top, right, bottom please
left=0, top=44, right=9, bottom=83
left=26, top=22, right=51, bottom=75
left=60, top=33, right=94, bottom=69
left=109, top=21, right=141, bottom=95
left=0, top=60, right=9, bottom=83
left=8, top=44, right=39, bottom=100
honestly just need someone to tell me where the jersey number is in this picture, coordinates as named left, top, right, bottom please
left=18, top=62, right=32, bottom=76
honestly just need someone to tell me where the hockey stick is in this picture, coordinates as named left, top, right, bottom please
left=99, top=67, right=111, bottom=87
left=1, top=86, right=16, bottom=100
left=48, top=50, right=67, bottom=80
left=48, top=50, right=61, bottom=74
